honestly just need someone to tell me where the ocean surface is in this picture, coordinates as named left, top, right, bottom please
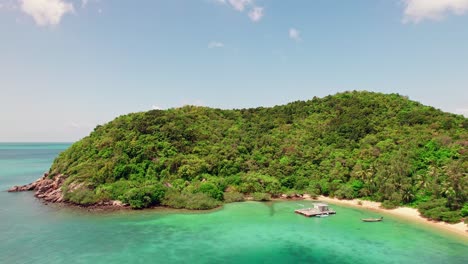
left=0, top=143, right=467, bottom=264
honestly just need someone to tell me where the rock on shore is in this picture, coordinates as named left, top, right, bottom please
left=8, top=173, right=127, bottom=209
left=8, top=173, right=65, bottom=203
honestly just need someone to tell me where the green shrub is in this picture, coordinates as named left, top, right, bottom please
left=239, top=173, right=281, bottom=195
left=122, top=188, right=149, bottom=209
left=417, top=198, right=455, bottom=221
left=197, top=182, right=223, bottom=200
left=461, top=203, right=468, bottom=217
left=440, top=211, right=461, bottom=223
left=294, top=177, right=310, bottom=191
left=381, top=200, right=398, bottom=209
left=350, top=180, right=363, bottom=193
left=252, top=192, right=271, bottom=201
left=223, top=192, right=245, bottom=203
left=162, top=190, right=221, bottom=210
left=161, top=190, right=188, bottom=209
left=121, top=182, right=166, bottom=209
left=97, top=180, right=136, bottom=201
left=317, top=179, right=330, bottom=196
left=418, top=198, right=448, bottom=212
left=420, top=206, right=462, bottom=223
left=422, top=207, right=449, bottom=221
left=171, top=179, right=188, bottom=192
left=305, top=185, right=319, bottom=199
left=184, top=193, right=221, bottom=210
left=334, top=185, right=355, bottom=199
left=64, top=187, right=100, bottom=205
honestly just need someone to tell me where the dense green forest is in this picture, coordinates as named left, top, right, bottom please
left=50, top=91, right=468, bottom=222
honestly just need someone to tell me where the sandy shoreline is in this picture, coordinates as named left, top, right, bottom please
left=310, top=195, right=467, bottom=238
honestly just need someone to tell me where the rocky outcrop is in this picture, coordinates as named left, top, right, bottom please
left=8, top=173, right=65, bottom=203
left=95, top=200, right=125, bottom=207
left=8, top=173, right=127, bottom=210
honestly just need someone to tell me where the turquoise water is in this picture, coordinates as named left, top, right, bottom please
left=0, top=143, right=467, bottom=264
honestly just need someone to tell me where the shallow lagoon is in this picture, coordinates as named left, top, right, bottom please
left=1, top=143, right=467, bottom=264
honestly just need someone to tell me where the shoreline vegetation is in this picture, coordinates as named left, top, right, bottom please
left=8, top=91, right=468, bottom=228
left=10, top=183, right=467, bottom=238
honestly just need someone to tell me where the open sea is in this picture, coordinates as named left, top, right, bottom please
left=0, top=143, right=467, bottom=264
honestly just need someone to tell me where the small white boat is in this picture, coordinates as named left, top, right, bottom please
left=361, top=216, right=383, bottom=222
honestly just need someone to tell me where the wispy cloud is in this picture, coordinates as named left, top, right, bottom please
left=20, top=0, right=74, bottom=26
left=402, top=0, right=468, bottom=23
left=248, top=6, right=263, bottom=22
left=214, top=0, right=264, bottom=22
left=0, top=0, right=18, bottom=11
left=208, top=41, right=224, bottom=48
left=289, top=28, right=301, bottom=42
left=228, top=0, right=252, bottom=11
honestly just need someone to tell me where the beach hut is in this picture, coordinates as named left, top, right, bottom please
left=314, top=203, right=330, bottom=212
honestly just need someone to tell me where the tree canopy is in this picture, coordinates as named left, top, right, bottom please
left=49, top=91, right=467, bottom=222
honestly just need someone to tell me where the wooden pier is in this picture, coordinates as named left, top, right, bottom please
left=295, top=203, right=336, bottom=217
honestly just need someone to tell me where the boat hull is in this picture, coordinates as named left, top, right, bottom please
left=361, top=217, right=383, bottom=222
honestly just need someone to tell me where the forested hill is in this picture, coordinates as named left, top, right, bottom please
left=49, top=91, right=467, bottom=222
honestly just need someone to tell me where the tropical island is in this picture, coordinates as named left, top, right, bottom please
left=9, top=91, right=468, bottom=224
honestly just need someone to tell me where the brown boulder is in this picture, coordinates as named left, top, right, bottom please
left=8, top=173, right=65, bottom=205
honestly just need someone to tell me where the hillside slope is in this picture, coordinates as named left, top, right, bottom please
left=19, top=91, right=468, bottom=221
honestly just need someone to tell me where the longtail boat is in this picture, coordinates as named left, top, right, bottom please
left=361, top=216, right=383, bottom=222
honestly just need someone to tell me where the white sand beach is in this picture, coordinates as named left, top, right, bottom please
left=310, top=196, right=467, bottom=238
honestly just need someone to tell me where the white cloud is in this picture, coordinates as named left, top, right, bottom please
left=0, top=0, right=19, bottom=11
left=403, top=0, right=468, bottom=23
left=208, top=41, right=224, bottom=48
left=214, top=0, right=263, bottom=22
left=289, top=28, right=301, bottom=42
left=228, top=0, right=252, bottom=11
left=152, top=105, right=163, bottom=110
left=20, top=0, right=74, bottom=26
left=248, top=6, right=263, bottom=22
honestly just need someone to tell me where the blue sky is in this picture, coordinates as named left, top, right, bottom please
left=1, top=0, right=467, bottom=142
